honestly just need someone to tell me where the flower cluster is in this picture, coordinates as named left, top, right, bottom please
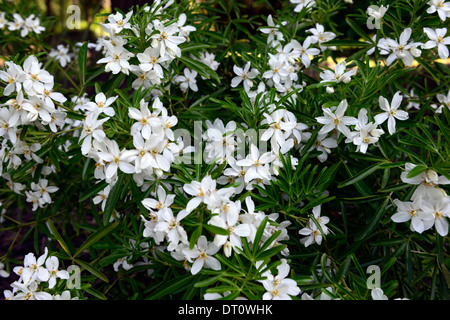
left=391, top=164, right=450, bottom=236
left=0, top=55, right=66, bottom=210
left=2, top=12, right=45, bottom=37
left=4, top=248, right=76, bottom=300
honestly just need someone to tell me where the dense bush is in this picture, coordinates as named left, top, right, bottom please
left=0, top=0, right=449, bottom=301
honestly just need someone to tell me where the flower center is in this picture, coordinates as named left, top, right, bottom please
left=140, top=117, right=148, bottom=125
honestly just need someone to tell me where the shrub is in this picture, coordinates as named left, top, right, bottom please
left=0, top=0, right=449, bottom=301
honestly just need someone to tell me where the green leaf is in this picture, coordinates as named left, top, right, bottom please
left=74, top=258, right=109, bottom=283
left=252, top=216, right=269, bottom=252
left=73, top=222, right=119, bottom=258
left=145, top=274, right=194, bottom=299
left=354, top=197, right=390, bottom=242
left=345, top=17, right=373, bottom=42
left=406, top=164, right=427, bottom=179
left=321, top=39, right=372, bottom=47
left=178, top=55, right=220, bottom=83
left=47, top=220, right=72, bottom=258
left=338, top=162, right=383, bottom=188
left=85, top=286, right=108, bottom=300
left=78, top=42, right=89, bottom=84
left=204, top=223, right=230, bottom=236
left=103, top=173, right=125, bottom=225
left=79, top=180, right=109, bottom=203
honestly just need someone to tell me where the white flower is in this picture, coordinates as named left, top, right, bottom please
left=421, top=197, right=450, bottom=236
left=383, top=28, right=422, bottom=66
left=37, top=83, right=67, bottom=109
left=21, top=248, right=50, bottom=284
left=231, top=62, right=260, bottom=92
left=96, top=139, right=138, bottom=180
left=260, top=14, right=284, bottom=47
left=290, top=37, right=321, bottom=68
left=307, top=133, right=337, bottom=163
left=142, top=185, right=175, bottom=216
left=299, top=206, right=330, bottom=247
left=85, top=92, right=117, bottom=117
left=316, top=99, right=358, bottom=138
left=0, top=107, right=20, bottom=144
left=177, top=13, right=196, bottom=41
left=435, top=89, right=450, bottom=113
left=30, top=179, right=58, bottom=204
left=0, top=62, right=26, bottom=96
left=259, top=259, right=301, bottom=300
left=79, top=112, right=109, bottom=155
left=174, top=68, right=198, bottom=92
left=262, top=56, right=289, bottom=84
left=128, top=98, right=163, bottom=140
left=406, top=89, right=421, bottom=110
left=0, top=262, right=10, bottom=278
left=150, top=20, right=186, bottom=58
left=22, top=55, right=54, bottom=96
left=10, top=281, right=52, bottom=300
left=400, top=164, right=450, bottom=200
left=132, top=133, right=172, bottom=173
left=307, top=23, right=336, bottom=50
left=374, top=91, right=408, bottom=135
left=320, top=60, right=356, bottom=84
left=366, top=5, right=389, bottom=29
left=208, top=206, right=251, bottom=257
left=235, top=144, right=274, bottom=183
left=103, top=11, right=133, bottom=34
left=45, top=256, right=70, bottom=289
left=113, top=257, right=133, bottom=272
left=371, top=288, right=388, bottom=300
left=0, top=12, right=6, bottom=29
left=290, top=0, right=316, bottom=12
left=93, top=185, right=111, bottom=211
left=427, top=0, right=450, bottom=21
left=182, top=235, right=221, bottom=275
left=137, top=46, right=168, bottom=76
left=260, top=108, right=297, bottom=148
left=391, top=198, right=435, bottom=234
left=97, top=41, right=134, bottom=75
left=351, top=108, right=384, bottom=154
left=422, top=27, right=450, bottom=60
left=154, top=209, right=189, bottom=251
left=48, top=44, right=72, bottom=68
left=183, top=175, right=217, bottom=213
left=130, top=65, right=162, bottom=90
